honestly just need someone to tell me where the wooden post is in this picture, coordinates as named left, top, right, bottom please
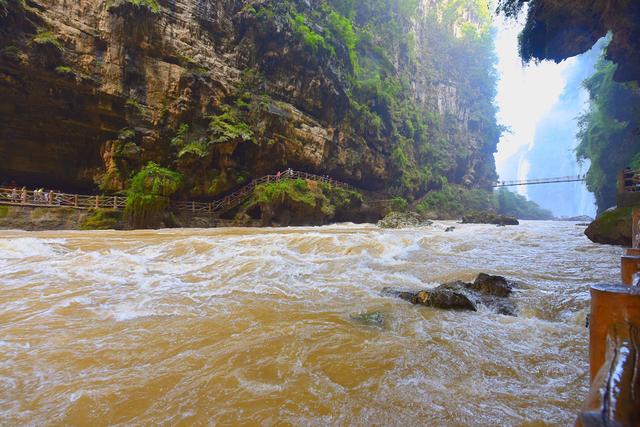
left=74, top=194, right=78, bottom=207
left=618, top=171, right=625, bottom=194
left=589, top=284, right=640, bottom=380
left=578, top=321, right=640, bottom=427
left=113, top=197, right=117, bottom=209
left=95, top=195, right=99, bottom=209
left=192, top=201, right=195, bottom=213
left=621, top=255, right=640, bottom=286
left=633, top=208, right=640, bottom=249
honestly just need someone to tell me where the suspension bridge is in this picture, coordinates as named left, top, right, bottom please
left=493, top=175, right=586, bottom=188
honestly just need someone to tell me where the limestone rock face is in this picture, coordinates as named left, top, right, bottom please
left=0, top=0, right=499, bottom=203
left=503, top=0, right=640, bottom=81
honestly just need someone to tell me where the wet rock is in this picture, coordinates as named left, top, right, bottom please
left=467, top=273, right=512, bottom=298
left=377, top=212, right=433, bottom=229
left=382, top=273, right=517, bottom=316
left=445, top=226, right=455, bottom=232
left=350, top=311, right=385, bottom=327
left=381, top=287, right=420, bottom=304
left=462, top=211, right=519, bottom=226
left=418, top=286, right=477, bottom=311
left=584, top=207, right=632, bottom=246
left=559, top=215, right=594, bottom=222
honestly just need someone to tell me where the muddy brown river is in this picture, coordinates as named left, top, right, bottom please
left=0, top=221, right=621, bottom=425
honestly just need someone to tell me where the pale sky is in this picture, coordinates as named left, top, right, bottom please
left=493, top=16, right=575, bottom=181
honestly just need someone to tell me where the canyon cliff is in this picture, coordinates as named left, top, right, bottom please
left=0, top=0, right=500, bottom=224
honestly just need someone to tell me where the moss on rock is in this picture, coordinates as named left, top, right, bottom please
left=81, top=209, right=121, bottom=230
left=585, top=207, right=632, bottom=246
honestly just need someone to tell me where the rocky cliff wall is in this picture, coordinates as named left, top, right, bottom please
left=0, top=0, right=500, bottom=202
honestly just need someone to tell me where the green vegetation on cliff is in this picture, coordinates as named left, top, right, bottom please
left=239, top=178, right=363, bottom=224
left=494, top=188, right=554, bottom=220
left=415, top=185, right=553, bottom=219
left=81, top=209, right=121, bottom=230
left=416, top=184, right=494, bottom=218
left=125, top=162, right=182, bottom=229
left=108, top=0, right=160, bottom=14
left=576, top=57, right=640, bottom=212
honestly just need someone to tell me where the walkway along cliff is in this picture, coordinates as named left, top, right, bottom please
left=0, top=170, right=391, bottom=228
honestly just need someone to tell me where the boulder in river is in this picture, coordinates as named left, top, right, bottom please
left=461, top=211, right=519, bottom=226
left=377, top=212, right=433, bottom=229
left=584, top=207, right=632, bottom=246
left=382, top=273, right=517, bottom=316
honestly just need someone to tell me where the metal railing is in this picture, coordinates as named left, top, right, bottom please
left=0, top=188, right=128, bottom=210
left=493, top=175, right=586, bottom=188
left=0, top=171, right=359, bottom=215
left=620, top=169, right=640, bottom=193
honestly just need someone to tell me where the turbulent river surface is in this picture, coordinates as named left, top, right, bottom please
left=0, top=221, right=622, bottom=426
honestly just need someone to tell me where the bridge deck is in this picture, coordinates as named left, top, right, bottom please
left=493, top=175, right=586, bottom=187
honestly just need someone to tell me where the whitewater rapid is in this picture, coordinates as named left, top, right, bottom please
left=0, top=221, right=621, bottom=425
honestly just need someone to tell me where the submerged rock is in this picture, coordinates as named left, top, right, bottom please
left=382, top=273, right=517, bottom=316
left=461, top=211, right=519, bottom=226
left=559, top=215, right=594, bottom=222
left=445, top=226, right=456, bottom=232
left=350, top=311, right=386, bottom=327
left=377, top=212, right=433, bottom=229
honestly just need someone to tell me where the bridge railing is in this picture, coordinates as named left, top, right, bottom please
left=0, top=188, right=128, bottom=210
left=493, top=175, right=585, bottom=187
left=0, top=171, right=358, bottom=215
left=620, top=169, right=640, bottom=193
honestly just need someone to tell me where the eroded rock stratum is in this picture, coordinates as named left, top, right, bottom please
left=0, top=0, right=501, bottom=208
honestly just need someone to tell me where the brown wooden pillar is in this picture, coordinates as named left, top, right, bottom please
left=589, top=284, right=640, bottom=380
left=633, top=208, right=640, bottom=249
left=618, top=171, right=625, bottom=194
left=621, top=255, right=640, bottom=286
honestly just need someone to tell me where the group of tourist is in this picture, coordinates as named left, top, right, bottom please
left=3, top=186, right=60, bottom=205
left=273, top=169, right=333, bottom=183
left=275, top=168, right=294, bottom=180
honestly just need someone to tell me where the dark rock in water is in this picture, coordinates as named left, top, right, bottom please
left=559, top=215, right=594, bottom=222
left=381, top=287, right=419, bottom=304
left=350, top=311, right=385, bottom=327
left=382, top=273, right=517, bottom=316
left=462, top=211, right=519, bottom=226
left=468, top=273, right=512, bottom=297
left=377, top=212, right=433, bottom=229
left=418, top=287, right=477, bottom=311
left=445, top=226, right=455, bottom=232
